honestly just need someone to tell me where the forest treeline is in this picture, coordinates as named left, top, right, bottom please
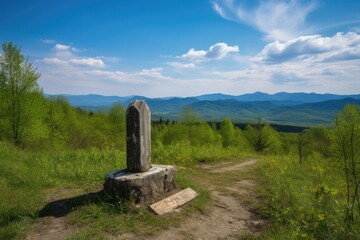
left=1, top=42, right=360, bottom=239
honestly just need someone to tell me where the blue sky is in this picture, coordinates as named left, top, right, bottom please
left=1, top=0, right=360, bottom=97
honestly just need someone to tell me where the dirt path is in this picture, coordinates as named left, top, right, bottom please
left=113, top=159, right=266, bottom=240
left=144, top=159, right=265, bottom=240
left=26, top=159, right=266, bottom=240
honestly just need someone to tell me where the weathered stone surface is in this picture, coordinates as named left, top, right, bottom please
left=126, top=100, right=151, bottom=172
left=104, top=100, right=177, bottom=204
left=104, top=165, right=176, bottom=203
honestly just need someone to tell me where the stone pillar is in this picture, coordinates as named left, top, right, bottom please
left=126, top=100, right=151, bottom=172
left=104, top=100, right=176, bottom=203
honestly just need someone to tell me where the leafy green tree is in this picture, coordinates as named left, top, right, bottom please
left=179, top=107, right=200, bottom=144
left=45, top=96, right=77, bottom=148
left=232, top=127, right=249, bottom=151
left=220, top=118, right=234, bottom=148
left=305, top=127, right=332, bottom=159
left=334, top=104, right=360, bottom=224
left=0, top=42, right=41, bottom=145
left=191, top=122, right=216, bottom=146
left=244, top=119, right=280, bottom=153
left=162, top=123, right=188, bottom=145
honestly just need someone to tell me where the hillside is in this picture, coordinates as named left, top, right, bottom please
left=49, top=92, right=360, bottom=126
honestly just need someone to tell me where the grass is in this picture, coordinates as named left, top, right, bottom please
left=1, top=140, right=245, bottom=239
left=0, top=141, right=125, bottom=239
left=4, top=134, right=358, bottom=239
left=256, top=153, right=360, bottom=239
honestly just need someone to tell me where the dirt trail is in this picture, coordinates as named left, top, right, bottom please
left=114, top=159, right=265, bottom=240
left=203, top=159, right=258, bottom=173
left=144, top=159, right=265, bottom=240
left=27, top=159, right=266, bottom=240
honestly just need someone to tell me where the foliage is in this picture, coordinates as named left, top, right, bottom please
left=257, top=105, right=360, bottom=239
left=0, top=42, right=41, bottom=145
left=220, top=118, right=234, bottom=148
left=334, top=104, right=360, bottom=226
left=258, top=154, right=360, bottom=239
left=244, top=120, right=281, bottom=153
left=179, top=107, right=201, bottom=144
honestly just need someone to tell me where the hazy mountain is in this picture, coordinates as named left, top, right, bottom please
left=46, top=92, right=360, bottom=126
left=196, top=93, right=238, bottom=101
left=187, top=98, right=360, bottom=126
left=188, top=92, right=360, bottom=105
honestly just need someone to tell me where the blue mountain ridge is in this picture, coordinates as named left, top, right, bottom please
left=46, top=92, right=360, bottom=126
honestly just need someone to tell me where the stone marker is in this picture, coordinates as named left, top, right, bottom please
left=150, top=188, right=199, bottom=215
left=126, top=100, right=151, bottom=172
left=104, top=100, right=177, bottom=203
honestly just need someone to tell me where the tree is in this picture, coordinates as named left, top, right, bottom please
left=220, top=118, right=234, bottom=148
left=45, top=96, right=77, bottom=148
left=334, top=104, right=360, bottom=224
left=244, top=119, right=280, bottom=153
left=0, top=42, right=41, bottom=144
left=179, top=107, right=200, bottom=144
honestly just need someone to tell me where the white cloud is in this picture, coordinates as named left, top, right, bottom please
left=70, top=58, right=105, bottom=67
left=88, top=70, right=128, bottom=82
left=42, top=57, right=68, bottom=65
left=54, top=44, right=71, bottom=51
left=181, top=49, right=207, bottom=60
left=181, top=42, right=239, bottom=61
left=42, top=43, right=106, bottom=68
left=138, top=68, right=171, bottom=80
left=85, top=68, right=171, bottom=84
left=212, top=0, right=317, bottom=41
left=254, top=32, right=360, bottom=64
left=167, top=62, right=196, bottom=69
left=36, top=39, right=360, bottom=97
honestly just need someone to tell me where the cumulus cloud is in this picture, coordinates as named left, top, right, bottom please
left=254, top=32, right=360, bottom=64
left=167, top=62, right=196, bottom=69
left=42, top=57, right=68, bottom=65
left=88, top=70, right=127, bottom=82
left=181, top=42, right=239, bottom=61
left=212, top=0, right=317, bottom=41
left=70, top=58, right=105, bottom=67
left=86, top=68, right=171, bottom=84
left=54, top=44, right=71, bottom=51
left=42, top=43, right=105, bottom=68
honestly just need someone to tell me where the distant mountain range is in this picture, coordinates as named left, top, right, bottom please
left=46, top=92, right=360, bottom=126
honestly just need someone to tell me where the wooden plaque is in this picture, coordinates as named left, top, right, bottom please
left=150, top=188, right=198, bottom=215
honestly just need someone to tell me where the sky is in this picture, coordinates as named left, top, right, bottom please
left=1, top=0, right=360, bottom=97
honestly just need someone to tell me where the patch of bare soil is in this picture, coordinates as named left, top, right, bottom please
left=116, top=159, right=266, bottom=240
left=25, top=217, right=75, bottom=240
left=203, top=159, right=258, bottom=173
left=26, top=188, right=100, bottom=240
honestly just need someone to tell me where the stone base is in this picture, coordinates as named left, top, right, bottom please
left=103, top=165, right=176, bottom=203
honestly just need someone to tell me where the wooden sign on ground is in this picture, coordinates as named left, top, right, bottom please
left=150, top=188, right=198, bottom=215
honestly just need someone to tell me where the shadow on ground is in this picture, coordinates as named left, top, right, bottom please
left=38, top=190, right=109, bottom=218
